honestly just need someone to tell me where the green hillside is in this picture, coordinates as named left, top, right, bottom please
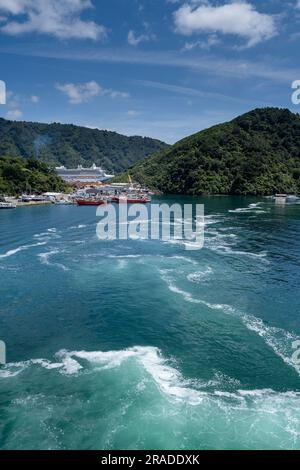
left=117, top=108, right=300, bottom=195
left=0, top=118, right=168, bottom=173
left=0, top=156, right=69, bottom=196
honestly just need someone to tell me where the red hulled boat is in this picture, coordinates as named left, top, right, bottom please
left=76, top=199, right=107, bottom=206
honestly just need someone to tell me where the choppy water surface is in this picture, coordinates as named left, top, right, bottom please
left=0, top=196, right=300, bottom=450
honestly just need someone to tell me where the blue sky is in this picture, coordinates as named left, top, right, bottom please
left=0, top=0, right=300, bottom=143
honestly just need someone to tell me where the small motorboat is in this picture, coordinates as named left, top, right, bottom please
left=55, top=199, right=73, bottom=205
left=0, top=202, right=16, bottom=209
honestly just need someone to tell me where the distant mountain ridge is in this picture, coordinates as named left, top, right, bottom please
left=0, top=118, right=168, bottom=173
left=117, top=108, right=300, bottom=195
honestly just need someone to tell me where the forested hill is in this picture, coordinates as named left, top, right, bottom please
left=0, top=118, right=168, bottom=173
left=117, top=108, right=300, bottom=196
left=0, top=156, right=69, bottom=195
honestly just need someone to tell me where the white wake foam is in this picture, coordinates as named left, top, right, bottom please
left=38, top=249, right=69, bottom=271
left=108, top=254, right=142, bottom=259
left=187, top=267, right=213, bottom=283
left=204, top=214, right=224, bottom=226
left=2, top=346, right=300, bottom=449
left=0, top=242, right=46, bottom=260
left=159, top=269, right=234, bottom=313
left=0, top=347, right=204, bottom=404
left=228, top=203, right=267, bottom=214
left=2, top=346, right=300, bottom=413
left=70, top=224, right=87, bottom=229
left=0, top=354, right=81, bottom=378
left=159, top=271, right=300, bottom=377
left=241, top=314, right=300, bottom=376
left=209, top=244, right=268, bottom=261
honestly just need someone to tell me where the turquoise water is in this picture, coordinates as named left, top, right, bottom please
left=0, top=196, right=300, bottom=450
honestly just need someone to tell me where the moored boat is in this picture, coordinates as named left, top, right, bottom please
left=0, top=202, right=16, bottom=209
left=55, top=199, right=73, bottom=205
left=76, top=199, right=107, bottom=206
left=114, top=194, right=151, bottom=204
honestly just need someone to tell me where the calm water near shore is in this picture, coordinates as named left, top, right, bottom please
left=0, top=196, right=300, bottom=450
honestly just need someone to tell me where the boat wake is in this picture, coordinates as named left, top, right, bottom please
left=2, top=345, right=300, bottom=449
left=159, top=269, right=300, bottom=377
left=228, top=203, right=267, bottom=214
left=159, top=269, right=234, bottom=313
left=187, top=266, right=213, bottom=283
left=1, top=345, right=299, bottom=400
left=38, top=249, right=69, bottom=271
left=0, top=242, right=46, bottom=260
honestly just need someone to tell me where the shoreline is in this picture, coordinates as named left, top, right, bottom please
left=1, top=193, right=298, bottom=211
left=14, top=201, right=53, bottom=208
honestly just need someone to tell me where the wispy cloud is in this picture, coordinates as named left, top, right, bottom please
left=135, top=79, right=267, bottom=106
left=6, top=109, right=23, bottom=120
left=127, top=22, right=156, bottom=46
left=0, top=32, right=297, bottom=86
left=56, top=81, right=129, bottom=104
left=110, top=90, right=130, bottom=99
left=127, top=110, right=140, bottom=117
left=17, top=45, right=296, bottom=83
left=2, top=89, right=40, bottom=120
left=0, top=0, right=107, bottom=40
left=183, top=33, right=221, bottom=51
left=30, top=95, right=39, bottom=103
left=89, top=109, right=237, bottom=144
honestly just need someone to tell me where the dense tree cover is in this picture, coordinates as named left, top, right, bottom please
left=0, top=156, right=69, bottom=195
left=0, top=118, right=168, bottom=173
left=114, top=108, right=300, bottom=195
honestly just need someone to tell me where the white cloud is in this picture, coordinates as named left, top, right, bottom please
left=127, top=110, right=140, bottom=117
left=56, top=81, right=102, bottom=104
left=30, top=95, right=39, bottom=103
left=0, top=0, right=107, bottom=40
left=174, top=2, right=277, bottom=47
left=56, top=81, right=129, bottom=104
left=127, top=28, right=156, bottom=46
left=183, top=33, right=220, bottom=50
left=110, top=90, right=130, bottom=99
left=5, top=90, right=40, bottom=108
left=6, top=109, right=23, bottom=120
left=5, top=90, right=21, bottom=108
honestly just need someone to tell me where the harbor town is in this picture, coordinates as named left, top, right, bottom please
left=0, top=163, right=152, bottom=208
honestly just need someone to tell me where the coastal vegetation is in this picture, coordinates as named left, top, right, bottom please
left=113, top=108, right=300, bottom=196
left=0, top=156, right=69, bottom=196
left=0, top=118, right=168, bottom=173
